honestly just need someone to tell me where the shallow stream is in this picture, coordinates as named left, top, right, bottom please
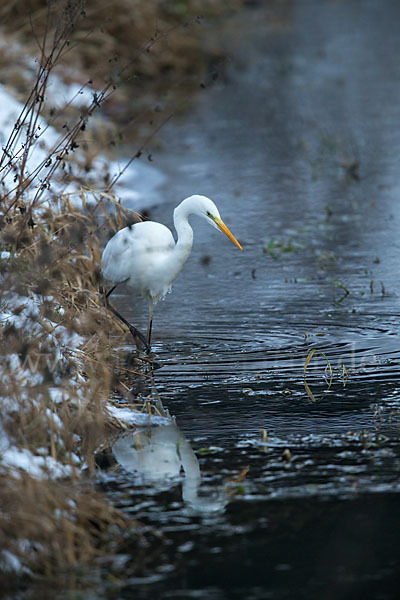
left=97, top=2, right=400, bottom=598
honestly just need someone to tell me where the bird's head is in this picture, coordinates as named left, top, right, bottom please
left=195, top=196, right=243, bottom=251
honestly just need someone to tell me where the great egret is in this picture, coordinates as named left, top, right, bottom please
left=101, top=194, right=243, bottom=351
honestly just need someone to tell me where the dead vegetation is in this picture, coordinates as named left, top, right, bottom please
left=0, top=471, right=131, bottom=581
left=0, top=0, right=243, bottom=145
left=0, top=183, right=148, bottom=580
left=1, top=0, right=234, bottom=83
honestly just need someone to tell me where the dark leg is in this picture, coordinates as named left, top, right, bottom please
left=147, top=303, right=155, bottom=345
left=105, top=284, right=117, bottom=299
left=147, top=314, right=153, bottom=345
left=102, top=285, right=151, bottom=353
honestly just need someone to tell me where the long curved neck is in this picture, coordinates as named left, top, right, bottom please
left=164, top=195, right=209, bottom=285
left=172, top=200, right=195, bottom=264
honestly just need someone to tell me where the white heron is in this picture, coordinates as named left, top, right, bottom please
left=101, top=194, right=243, bottom=351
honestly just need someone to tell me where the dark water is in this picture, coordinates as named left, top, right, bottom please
left=96, top=1, right=400, bottom=598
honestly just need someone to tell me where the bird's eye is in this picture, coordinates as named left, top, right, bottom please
left=206, top=211, right=215, bottom=221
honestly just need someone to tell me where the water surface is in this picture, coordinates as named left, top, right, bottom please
left=98, top=2, right=400, bottom=598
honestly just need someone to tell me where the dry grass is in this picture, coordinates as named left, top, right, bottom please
left=0, top=471, right=131, bottom=580
left=0, top=188, right=146, bottom=581
left=0, top=0, right=243, bottom=141
left=1, top=0, right=234, bottom=77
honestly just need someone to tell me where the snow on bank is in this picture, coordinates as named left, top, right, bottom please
left=107, top=404, right=170, bottom=427
left=0, top=444, right=75, bottom=479
left=0, top=83, right=60, bottom=194
left=0, top=549, right=30, bottom=575
left=0, top=82, right=165, bottom=210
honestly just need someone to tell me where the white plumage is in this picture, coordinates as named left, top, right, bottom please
left=101, top=194, right=242, bottom=350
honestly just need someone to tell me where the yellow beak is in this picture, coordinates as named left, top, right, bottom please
left=214, top=217, right=243, bottom=251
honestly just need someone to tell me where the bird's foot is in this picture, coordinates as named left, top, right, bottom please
left=128, top=324, right=151, bottom=354
left=132, top=352, right=162, bottom=371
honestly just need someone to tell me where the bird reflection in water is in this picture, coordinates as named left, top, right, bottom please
left=111, top=417, right=228, bottom=514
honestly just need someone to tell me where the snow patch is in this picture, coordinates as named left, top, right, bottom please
left=107, top=404, right=170, bottom=427
left=1, top=446, right=73, bottom=480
